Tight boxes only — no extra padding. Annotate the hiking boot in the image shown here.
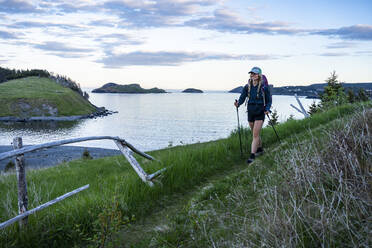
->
[255,147,264,156]
[247,153,255,164]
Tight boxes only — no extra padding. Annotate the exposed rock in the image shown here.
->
[10,101,59,117]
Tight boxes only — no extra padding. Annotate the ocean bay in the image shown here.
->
[0,92,318,151]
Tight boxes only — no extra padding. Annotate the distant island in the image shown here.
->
[229,82,372,98]
[182,88,203,93]
[92,83,166,94]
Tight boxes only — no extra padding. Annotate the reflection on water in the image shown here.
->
[0,120,86,147]
[0,120,81,131]
[0,93,319,151]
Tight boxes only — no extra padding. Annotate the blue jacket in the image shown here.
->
[237,81,272,112]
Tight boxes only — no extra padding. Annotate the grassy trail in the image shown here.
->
[114,132,302,247]
[115,159,248,247]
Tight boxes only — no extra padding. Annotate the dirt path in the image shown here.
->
[114,157,256,247]
[114,137,293,247]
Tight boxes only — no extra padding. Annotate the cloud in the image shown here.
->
[46,52,90,59]
[0,0,40,14]
[326,41,356,49]
[100,0,221,27]
[30,0,220,28]
[355,51,372,55]
[185,8,305,35]
[313,25,372,41]
[8,21,84,31]
[34,41,93,53]
[96,33,143,44]
[319,52,349,57]
[0,30,20,39]
[3,1,369,42]
[94,33,145,51]
[33,41,94,58]
[96,50,282,68]
[88,19,117,28]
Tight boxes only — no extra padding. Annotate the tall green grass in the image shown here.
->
[149,106,371,247]
[0,103,368,247]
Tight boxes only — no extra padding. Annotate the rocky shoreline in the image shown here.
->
[0,108,118,122]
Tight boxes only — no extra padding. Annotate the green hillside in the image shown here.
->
[0,77,97,117]
[0,103,370,247]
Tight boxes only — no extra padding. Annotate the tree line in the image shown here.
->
[0,67,50,83]
[267,71,370,125]
[308,71,370,115]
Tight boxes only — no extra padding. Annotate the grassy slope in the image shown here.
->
[141,108,371,248]
[0,77,96,117]
[0,103,369,247]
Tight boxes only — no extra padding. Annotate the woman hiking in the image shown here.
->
[234,66,272,164]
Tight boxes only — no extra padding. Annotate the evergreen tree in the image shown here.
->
[268,109,279,126]
[346,89,355,103]
[0,66,50,83]
[357,88,369,102]
[320,71,346,108]
[308,100,320,116]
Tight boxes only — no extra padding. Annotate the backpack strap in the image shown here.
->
[247,75,268,106]
[245,79,253,106]
[261,75,268,107]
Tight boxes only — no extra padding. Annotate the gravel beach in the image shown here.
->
[0,145,121,171]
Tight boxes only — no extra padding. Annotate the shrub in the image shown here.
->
[268,109,279,126]
[4,161,15,172]
[82,149,93,160]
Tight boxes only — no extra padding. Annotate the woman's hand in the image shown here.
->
[234,100,239,107]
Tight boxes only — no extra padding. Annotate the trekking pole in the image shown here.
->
[235,100,243,157]
[266,112,281,143]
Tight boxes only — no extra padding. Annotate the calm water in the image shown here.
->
[0,92,318,151]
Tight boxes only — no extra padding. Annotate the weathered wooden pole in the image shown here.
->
[114,140,154,187]
[0,184,89,230]
[13,137,28,228]
[290,94,309,118]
